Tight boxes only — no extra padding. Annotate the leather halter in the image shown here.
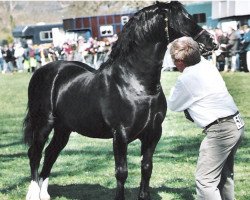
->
[165,17,206,43]
[193,29,206,41]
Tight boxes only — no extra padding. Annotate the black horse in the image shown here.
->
[24,2,217,200]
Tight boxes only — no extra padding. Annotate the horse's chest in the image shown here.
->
[108,95,159,130]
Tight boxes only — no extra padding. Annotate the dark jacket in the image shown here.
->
[226,31,240,56]
[5,48,15,63]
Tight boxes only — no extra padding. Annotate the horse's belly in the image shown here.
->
[63,115,112,139]
[77,130,113,139]
[75,123,113,139]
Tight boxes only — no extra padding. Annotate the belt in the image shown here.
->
[205,111,239,130]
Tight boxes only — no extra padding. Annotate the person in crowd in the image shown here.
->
[221,27,241,72]
[23,44,30,72]
[214,28,229,71]
[34,45,42,68]
[167,36,245,200]
[0,45,4,72]
[28,44,37,72]
[48,43,61,62]
[74,36,87,63]
[241,25,250,72]
[14,43,24,72]
[3,43,15,73]
[62,42,73,61]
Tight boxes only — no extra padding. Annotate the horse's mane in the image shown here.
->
[107,1,186,62]
[108,3,164,61]
[167,2,197,36]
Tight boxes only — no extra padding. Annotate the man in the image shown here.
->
[242,25,250,72]
[167,36,245,200]
[221,27,240,72]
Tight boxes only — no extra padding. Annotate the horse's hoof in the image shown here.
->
[40,192,50,200]
[26,181,41,200]
[138,192,151,200]
[39,178,51,200]
[40,195,50,200]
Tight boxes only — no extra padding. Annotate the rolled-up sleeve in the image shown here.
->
[167,79,194,112]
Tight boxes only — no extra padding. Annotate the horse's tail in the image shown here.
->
[23,63,59,146]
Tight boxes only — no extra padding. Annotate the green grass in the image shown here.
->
[0,71,249,200]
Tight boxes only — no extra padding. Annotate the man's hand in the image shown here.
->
[184,110,194,122]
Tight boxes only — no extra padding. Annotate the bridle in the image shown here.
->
[165,17,207,43]
[165,17,214,56]
[193,29,207,41]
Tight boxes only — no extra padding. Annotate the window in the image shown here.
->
[193,13,206,23]
[121,16,129,25]
[40,31,53,41]
[100,25,114,37]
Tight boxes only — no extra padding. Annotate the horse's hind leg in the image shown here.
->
[26,124,53,200]
[39,123,71,200]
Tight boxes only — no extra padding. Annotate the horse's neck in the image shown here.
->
[115,42,166,94]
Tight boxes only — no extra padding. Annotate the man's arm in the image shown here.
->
[167,79,194,112]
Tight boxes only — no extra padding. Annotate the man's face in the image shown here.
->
[174,59,186,73]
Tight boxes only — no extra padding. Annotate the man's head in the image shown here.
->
[170,36,201,72]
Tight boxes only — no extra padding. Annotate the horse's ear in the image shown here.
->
[155,0,172,4]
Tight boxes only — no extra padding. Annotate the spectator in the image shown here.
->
[222,27,240,72]
[3,43,15,74]
[62,42,73,61]
[241,25,250,72]
[0,45,4,72]
[34,45,42,68]
[48,43,60,62]
[74,36,87,62]
[28,45,37,72]
[214,28,229,71]
[14,43,24,72]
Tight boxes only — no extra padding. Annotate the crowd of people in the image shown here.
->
[211,25,250,72]
[1,25,250,74]
[0,34,118,74]
[162,25,250,73]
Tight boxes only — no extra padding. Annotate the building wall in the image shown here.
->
[212,1,250,19]
[184,2,218,29]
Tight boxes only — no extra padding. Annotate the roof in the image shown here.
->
[12,23,63,38]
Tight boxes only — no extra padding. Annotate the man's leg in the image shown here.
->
[195,120,244,200]
[219,127,244,200]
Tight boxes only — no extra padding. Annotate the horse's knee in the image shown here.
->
[115,166,128,183]
[141,162,153,178]
[141,162,152,171]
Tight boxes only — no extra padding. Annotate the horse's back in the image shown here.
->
[28,61,94,95]
[27,62,92,122]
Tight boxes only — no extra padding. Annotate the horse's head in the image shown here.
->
[109,1,217,61]
[155,1,218,56]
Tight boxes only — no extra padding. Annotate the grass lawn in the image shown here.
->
[0,71,249,200]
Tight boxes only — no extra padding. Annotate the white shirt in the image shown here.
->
[162,45,175,70]
[167,57,238,128]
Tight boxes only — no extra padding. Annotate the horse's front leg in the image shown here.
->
[138,126,162,200]
[113,128,128,200]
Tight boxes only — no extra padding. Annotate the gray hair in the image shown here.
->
[170,36,201,67]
